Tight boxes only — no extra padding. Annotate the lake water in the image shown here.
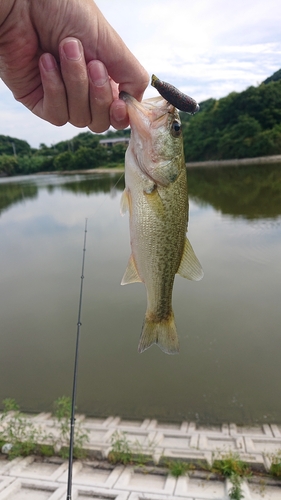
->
[0,165,281,425]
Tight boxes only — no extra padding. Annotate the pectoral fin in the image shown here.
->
[177,237,204,281]
[120,189,130,216]
[121,255,142,285]
[144,187,165,216]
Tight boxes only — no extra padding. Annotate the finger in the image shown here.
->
[117,67,149,102]
[87,60,114,133]
[37,53,69,125]
[81,5,150,101]
[59,38,91,127]
[110,99,129,130]
[109,79,129,129]
[109,78,119,101]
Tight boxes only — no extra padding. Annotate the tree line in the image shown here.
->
[181,69,281,161]
[1,69,281,176]
[0,129,129,176]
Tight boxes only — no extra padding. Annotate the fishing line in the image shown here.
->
[92,171,125,217]
[66,218,88,500]
[111,171,125,190]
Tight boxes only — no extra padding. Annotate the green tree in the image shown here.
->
[72,132,101,151]
[0,135,31,156]
[182,77,281,161]
[0,155,19,176]
[92,144,108,164]
[73,147,97,169]
[110,143,127,162]
[263,68,281,84]
[54,151,74,170]
[218,115,262,159]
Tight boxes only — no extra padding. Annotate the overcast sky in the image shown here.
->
[0,0,280,148]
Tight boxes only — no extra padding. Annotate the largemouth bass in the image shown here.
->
[120,93,203,354]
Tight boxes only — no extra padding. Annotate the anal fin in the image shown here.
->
[121,255,142,285]
[177,237,204,281]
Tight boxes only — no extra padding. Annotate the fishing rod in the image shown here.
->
[66,218,88,500]
[65,176,124,499]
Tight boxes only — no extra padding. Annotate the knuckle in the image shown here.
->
[44,108,69,126]
[88,122,109,133]
[51,116,68,126]
[69,118,91,128]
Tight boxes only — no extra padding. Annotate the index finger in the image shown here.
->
[82,8,149,100]
[108,50,149,101]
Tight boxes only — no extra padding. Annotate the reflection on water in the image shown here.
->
[0,166,281,424]
[188,163,281,219]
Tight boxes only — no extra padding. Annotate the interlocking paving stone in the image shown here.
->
[0,479,65,500]
[1,414,281,498]
[175,474,226,498]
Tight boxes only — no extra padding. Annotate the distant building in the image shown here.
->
[99,137,130,148]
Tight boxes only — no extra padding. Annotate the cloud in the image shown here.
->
[0,0,280,147]
[0,80,88,147]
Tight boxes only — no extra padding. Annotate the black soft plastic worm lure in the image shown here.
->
[151,74,200,115]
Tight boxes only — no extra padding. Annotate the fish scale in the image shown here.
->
[120,93,203,354]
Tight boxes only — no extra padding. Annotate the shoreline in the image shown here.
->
[2,155,281,179]
[185,153,281,168]
[39,154,281,175]
[49,154,281,174]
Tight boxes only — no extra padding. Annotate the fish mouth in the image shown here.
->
[120,92,173,139]
[120,92,178,186]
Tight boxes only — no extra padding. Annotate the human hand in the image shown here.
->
[0,0,149,132]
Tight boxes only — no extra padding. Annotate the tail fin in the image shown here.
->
[138,312,179,355]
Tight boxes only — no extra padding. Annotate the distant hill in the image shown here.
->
[1,69,281,172]
[181,69,281,161]
[0,135,31,156]
[263,69,281,85]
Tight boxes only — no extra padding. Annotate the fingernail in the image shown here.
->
[41,54,57,71]
[63,40,81,60]
[88,61,108,87]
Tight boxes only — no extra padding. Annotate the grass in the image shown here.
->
[164,459,192,477]
[1,401,281,497]
[52,396,89,459]
[211,452,251,500]
[108,434,255,500]
[108,431,155,467]
[268,451,281,478]
[0,398,40,459]
[108,431,133,465]
[0,397,89,460]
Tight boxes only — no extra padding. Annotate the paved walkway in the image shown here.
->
[1,413,281,499]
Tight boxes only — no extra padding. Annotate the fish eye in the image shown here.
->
[171,120,181,137]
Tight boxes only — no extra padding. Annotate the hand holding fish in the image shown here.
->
[0,0,149,131]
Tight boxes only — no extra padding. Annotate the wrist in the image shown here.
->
[0,0,16,27]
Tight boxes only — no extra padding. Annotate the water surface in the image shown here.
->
[0,166,281,424]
